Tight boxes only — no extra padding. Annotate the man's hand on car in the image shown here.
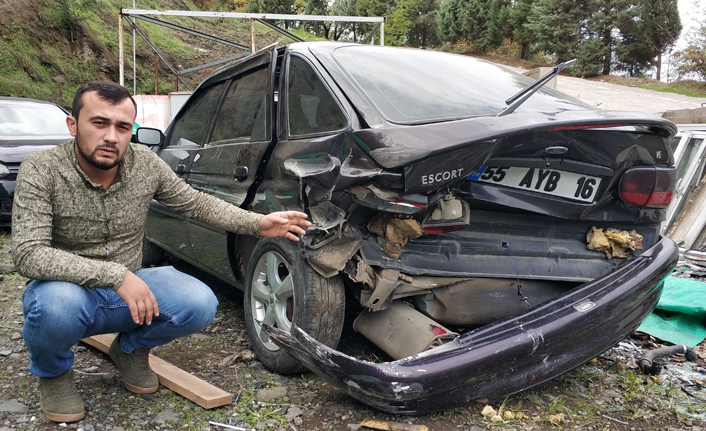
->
[116,271,160,325]
[259,211,312,241]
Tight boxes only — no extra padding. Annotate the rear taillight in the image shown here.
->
[619,166,676,208]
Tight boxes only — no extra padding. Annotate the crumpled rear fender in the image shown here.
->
[263,237,678,415]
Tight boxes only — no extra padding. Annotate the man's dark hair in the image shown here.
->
[71,81,137,120]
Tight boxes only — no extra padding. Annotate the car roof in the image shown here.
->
[0,96,68,113]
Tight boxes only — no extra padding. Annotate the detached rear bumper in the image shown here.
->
[263,237,678,415]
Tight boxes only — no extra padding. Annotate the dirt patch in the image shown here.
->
[0,232,704,430]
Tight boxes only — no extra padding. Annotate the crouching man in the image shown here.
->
[11,81,310,422]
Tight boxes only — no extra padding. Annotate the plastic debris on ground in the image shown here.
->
[637,274,706,347]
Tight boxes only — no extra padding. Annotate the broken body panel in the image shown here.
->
[264,237,678,414]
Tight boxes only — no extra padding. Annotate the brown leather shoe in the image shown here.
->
[108,334,159,394]
[38,368,85,422]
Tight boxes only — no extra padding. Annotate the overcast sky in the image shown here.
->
[677,0,703,48]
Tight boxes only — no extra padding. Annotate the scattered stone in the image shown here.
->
[503,411,515,420]
[9,334,21,341]
[285,406,304,421]
[191,334,210,341]
[0,399,28,415]
[153,409,179,424]
[101,372,117,384]
[347,425,361,431]
[239,350,254,362]
[218,355,238,367]
[549,413,568,425]
[84,425,94,431]
[0,351,11,357]
[83,366,100,373]
[481,405,496,418]
[249,362,263,370]
[257,386,288,402]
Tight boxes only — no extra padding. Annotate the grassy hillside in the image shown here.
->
[2,0,703,109]
[0,0,317,109]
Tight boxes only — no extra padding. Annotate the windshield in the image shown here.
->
[0,102,70,136]
[331,46,592,124]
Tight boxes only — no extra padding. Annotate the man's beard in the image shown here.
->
[75,131,122,170]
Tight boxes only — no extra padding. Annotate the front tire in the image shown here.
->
[244,238,345,374]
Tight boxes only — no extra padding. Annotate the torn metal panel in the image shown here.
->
[263,237,678,414]
[305,224,363,277]
[284,155,341,202]
[301,201,363,277]
[353,301,457,360]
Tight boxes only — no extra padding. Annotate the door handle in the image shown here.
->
[175,163,186,175]
[234,166,249,182]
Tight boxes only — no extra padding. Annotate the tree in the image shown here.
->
[244,0,295,15]
[386,0,439,46]
[507,0,535,60]
[671,20,706,81]
[356,0,395,43]
[613,2,654,77]
[303,0,332,38]
[331,0,360,42]
[436,0,506,52]
[42,0,97,43]
[640,0,681,80]
[525,0,588,63]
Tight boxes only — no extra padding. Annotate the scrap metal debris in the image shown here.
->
[586,226,643,258]
[367,214,423,258]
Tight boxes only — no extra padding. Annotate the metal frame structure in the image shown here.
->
[118,9,385,92]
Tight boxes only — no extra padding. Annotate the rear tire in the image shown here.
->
[244,238,345,374]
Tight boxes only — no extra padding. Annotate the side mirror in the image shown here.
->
[135,127,164,147]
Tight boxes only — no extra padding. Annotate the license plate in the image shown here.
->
[468,166,602,203]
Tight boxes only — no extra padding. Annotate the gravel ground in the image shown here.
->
[0,232,705,431]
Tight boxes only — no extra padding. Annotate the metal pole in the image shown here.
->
[119,13,124,87]
[250,18,255,53]
[380,20,384,46]
[133,0,136,94]
[154,52,158,95]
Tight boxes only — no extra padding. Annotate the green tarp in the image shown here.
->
[637,275,706,347]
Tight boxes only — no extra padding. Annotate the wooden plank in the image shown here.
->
[82,334,232,409]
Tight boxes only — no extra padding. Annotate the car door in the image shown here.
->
[145,81,228,261]
[185,47,277,282]
[249,52,350,217]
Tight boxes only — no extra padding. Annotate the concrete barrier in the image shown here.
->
[662,107,706,124]
[522,67,557,88]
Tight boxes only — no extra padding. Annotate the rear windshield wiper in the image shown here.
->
[497,59,577,117]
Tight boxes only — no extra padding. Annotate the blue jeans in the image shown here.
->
[22,266,219,378]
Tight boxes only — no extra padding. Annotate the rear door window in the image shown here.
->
[167,82,227,147]
[287,56,347,137]
[210,67,270,144]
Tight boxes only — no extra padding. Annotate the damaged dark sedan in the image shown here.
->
[141,43,679,414]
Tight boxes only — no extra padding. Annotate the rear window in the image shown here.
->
[0,102,69,136]
[331,46,591,124]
